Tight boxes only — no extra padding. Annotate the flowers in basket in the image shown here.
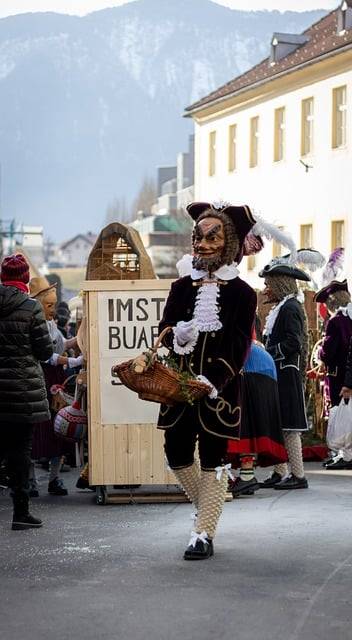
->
[111,330,211,406]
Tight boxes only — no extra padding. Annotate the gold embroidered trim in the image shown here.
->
[204,397,241,427]
[158,405,187,428]
[197,404,240,439]
[217,357,236,377]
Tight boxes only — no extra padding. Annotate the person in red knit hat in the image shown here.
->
[0,254,53,529]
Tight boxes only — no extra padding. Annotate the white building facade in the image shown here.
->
[186,3,352,288]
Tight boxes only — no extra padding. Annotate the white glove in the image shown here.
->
[67,355,84,369]
[174,320,196,346]
[196,375,218,399]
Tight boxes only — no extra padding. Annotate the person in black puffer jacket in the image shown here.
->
[0,254,53,530]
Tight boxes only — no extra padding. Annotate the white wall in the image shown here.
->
[194,66,352,288]
[60,238,93,267]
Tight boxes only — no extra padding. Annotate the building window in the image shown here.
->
[332,85,347,148]
[301,97,314,156]
[247,255,256,271]
[249,116,259,168]
[272,227,284,257]
[274,107,285,162]
[228,124,237,172]
[300,224,313,248]
[209,130,216,176]
[331,220,345,249]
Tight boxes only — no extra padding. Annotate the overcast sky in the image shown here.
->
[0,0,339,20]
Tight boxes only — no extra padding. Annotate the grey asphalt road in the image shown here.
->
[1,462,352,640]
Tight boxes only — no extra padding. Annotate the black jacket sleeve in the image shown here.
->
[30,301,54,361]
[344,337,352,389]
[266,303,303,361]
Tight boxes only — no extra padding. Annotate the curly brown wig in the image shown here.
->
[265,274,298,302]
[326,290,351,314]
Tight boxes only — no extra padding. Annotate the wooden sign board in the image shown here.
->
[83,279,177,487]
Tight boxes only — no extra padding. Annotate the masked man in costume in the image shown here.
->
[157,202,257,560]
[258,258,310,490]
[314,280,352,469]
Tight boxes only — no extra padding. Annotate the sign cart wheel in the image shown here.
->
[96,485,107,505]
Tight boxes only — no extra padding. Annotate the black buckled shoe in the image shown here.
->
[12,513,43,530]
[325,457,352,470]
[274,474,308,490]
[229,476,260,497]
[48,477,68,496]
[184,532,214,560]
[259,471,283,488]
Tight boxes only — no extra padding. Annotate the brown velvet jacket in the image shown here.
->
[157,275,257,440]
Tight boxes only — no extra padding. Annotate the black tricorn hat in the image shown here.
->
[314,279,349,303]
[259,261,310,281]
[186,202,257,262]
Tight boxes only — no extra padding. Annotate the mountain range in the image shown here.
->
[0,0,326,238]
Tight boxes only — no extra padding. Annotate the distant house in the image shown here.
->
[130,212,192,278]
[59,232,97,267]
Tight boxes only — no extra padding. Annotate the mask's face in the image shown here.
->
[263,278,278,303]
[40,289,57,321]
[192,217,225,273]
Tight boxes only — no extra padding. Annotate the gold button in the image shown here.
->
[207,357,212,363]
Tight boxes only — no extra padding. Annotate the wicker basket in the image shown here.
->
[111,327,211,406]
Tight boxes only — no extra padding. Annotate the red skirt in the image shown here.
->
[227,372,287,468]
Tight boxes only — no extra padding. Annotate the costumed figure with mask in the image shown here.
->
[29,277,83,496]
[157,202,257,560]
[314,279,352,470]
[258,256,310,490]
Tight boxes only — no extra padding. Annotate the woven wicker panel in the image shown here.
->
[86,222,155,280]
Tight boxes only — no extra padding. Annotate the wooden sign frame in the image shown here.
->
[83,279,178,496]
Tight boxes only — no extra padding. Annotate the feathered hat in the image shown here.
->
[314,279,349,303]
[259,248,325,282]
[186,202,296,263]
[320,247,344,287]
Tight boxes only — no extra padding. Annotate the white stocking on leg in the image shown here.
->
[284,431,305,479]
[170,461,201,509]
[196,468,228,540]
[274,463,288,478]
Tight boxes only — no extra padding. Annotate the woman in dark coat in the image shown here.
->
[0,254,53,529]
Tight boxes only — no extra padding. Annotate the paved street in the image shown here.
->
[1,462,352,640]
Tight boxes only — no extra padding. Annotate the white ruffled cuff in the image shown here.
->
[196,375,218,399]
[48,353,59,366]
[173,323,199,355]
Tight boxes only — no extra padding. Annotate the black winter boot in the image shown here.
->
[12,491,43,530]
[12,514,43,530]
